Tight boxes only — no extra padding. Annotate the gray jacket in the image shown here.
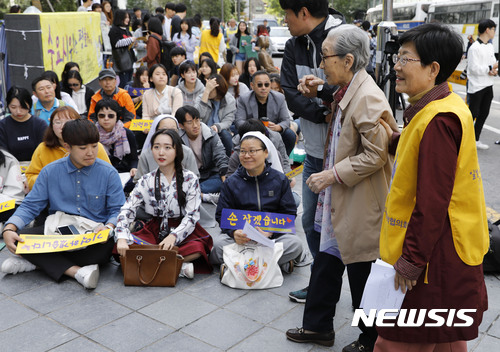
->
[179,122,228,181]
[235,90,291,131]
[176,78,205,106]
[194,93,236,132]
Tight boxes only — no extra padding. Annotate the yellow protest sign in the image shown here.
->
[448,70,467,86]
[16,230,110,254]
[20,165,28,174]
[39,12,102,87]
[129,119,153,131]
[286,164,304,179]
[0,199,15,213]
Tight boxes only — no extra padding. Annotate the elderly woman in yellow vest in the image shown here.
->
[375,23,488,352]
[285,25,398,351]
[199,17,226,66]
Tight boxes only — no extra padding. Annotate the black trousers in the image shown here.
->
[468,85,493,141]
[303,252,378,348]
[20,225,114,282]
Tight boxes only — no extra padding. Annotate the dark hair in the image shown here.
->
[193,14,202,28]
[176,105,200,125]
[165,2,176,10]
[199,58,218,79]
[0,149,5,167]
[209,74,228,100]
[220,63,241,98]
[257,25,269,36]
[113,9,129,27]
[279,0,328,18]
[155,6,164,14]
[133,66,149,88]
[251,70,269,82]
[102,1,113,23]
[141,13,151,32]
[61,62,80,89]
[133,7,140,12]
[179,60,197,76]
[41,71,62,99]
[238,119,267,138]
[209,17,220,37]
[91,3,102,11]
[95,99,122,119]
[175,3,187,12]
[361,20,371,31]
[179,18,192,39]
[235,21,250,38]
[171,46,187,58]
[64,70,83,91]
[44,106,81,148]
[399,23,463,85]
[31,76,53,94]
[243,57,261,74]
[156,14,165,24]
[269,73,283,93]
[148,64,169,88]
[148,16,163,36]
[9,5,21,13]
[199,51,214,62]
[6,86,32,111]
[131,18,142,32]
[62,118,100,146]
[151,129,186,208]
[478,19,496,34]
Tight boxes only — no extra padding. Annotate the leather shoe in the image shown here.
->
[286,327,335,346]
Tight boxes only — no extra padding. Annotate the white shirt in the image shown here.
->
[72,85,87,115]
[467,40,496,94]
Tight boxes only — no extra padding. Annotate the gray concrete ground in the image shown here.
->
[1,168,500,351]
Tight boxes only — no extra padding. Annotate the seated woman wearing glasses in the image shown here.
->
[211,131,303,273]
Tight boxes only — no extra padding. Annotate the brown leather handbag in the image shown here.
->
[120,245,184,286]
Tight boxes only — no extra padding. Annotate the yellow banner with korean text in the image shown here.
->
[0,199,15,213]
[39,12,102,86]
[129,119,154,131]
[15,230,110,254]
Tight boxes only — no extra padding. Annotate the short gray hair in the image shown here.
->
[325,25,370,73]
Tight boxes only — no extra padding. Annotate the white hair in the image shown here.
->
[325,24,370,72]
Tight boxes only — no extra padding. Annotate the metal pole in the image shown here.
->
[221,0,224,23]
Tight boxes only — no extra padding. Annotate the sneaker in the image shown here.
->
[289,286,308,303]
[495,140,500,145]
[476,141,489,150]
[179,262,194,279]
[203,193,220,206]
[75,264,99,289]
[286,327,335,347]
[281,260,294,274]
[342,339,373,352]
[220,263,227,281]
[1,256,36,274]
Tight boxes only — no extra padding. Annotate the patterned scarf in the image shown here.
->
[97,120,130,160]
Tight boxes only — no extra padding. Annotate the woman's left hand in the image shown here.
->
[306,170,335,194]
[159,234,176,250]
[394,271,417,294]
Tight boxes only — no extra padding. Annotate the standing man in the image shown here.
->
[279,0,343,303]
[163,3,176,41]
[467,18,497,150]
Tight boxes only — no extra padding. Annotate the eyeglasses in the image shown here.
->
[320,52,341,63]
[256,82,270,88]
[97,113,117,119]
[393,55,421,66]
[68,83,80,88]
[240,149,263,156]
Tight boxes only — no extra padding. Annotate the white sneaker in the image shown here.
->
[476,141,489,150]
[75,264,99,289]
[203,193,220,206]
[1,256,36,274]
[179,262,194,279]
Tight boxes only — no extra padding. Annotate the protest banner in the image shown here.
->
[221,209,295,233]
[285,164,303,179]
[15,230,110,254]
[129,119,153,131]
[0,199,15,213]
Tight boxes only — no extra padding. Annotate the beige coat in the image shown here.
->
[330,69,398,264]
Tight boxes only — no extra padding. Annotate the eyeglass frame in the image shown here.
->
[97,113,118,119]
[392,55,421,66]
[240,148,264,156]
[320,52,341,64]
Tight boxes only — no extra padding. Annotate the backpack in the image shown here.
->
[152,35,176,72]
[483,220,500,272]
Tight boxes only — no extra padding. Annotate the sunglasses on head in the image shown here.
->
[256,82,270,88]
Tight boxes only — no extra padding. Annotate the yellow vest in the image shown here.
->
[380,92,488,266]
[226,27,237,49]
[200,30,223,62]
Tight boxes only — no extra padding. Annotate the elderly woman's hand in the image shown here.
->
[298,75,325,98]
[306,170,336,194]
[117,238,129,257]
[234,230,250,245]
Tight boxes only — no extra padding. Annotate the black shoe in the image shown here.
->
[286,327,335,347]
[342,339,373,352]
[495,140,500,145]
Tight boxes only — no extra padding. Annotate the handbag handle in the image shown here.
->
[136,255,166,285]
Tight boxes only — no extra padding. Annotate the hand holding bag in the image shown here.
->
[220,242,284,289]
[120,244,184,286]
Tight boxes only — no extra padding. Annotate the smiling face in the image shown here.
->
[8,98,30,122]
[151,66,169,88]
[239,138,268,176]
[97,107,118,132]
[152,134,176,168]
[394,42,435,98]
[239,22,247,33]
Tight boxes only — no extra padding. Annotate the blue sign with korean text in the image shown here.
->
[221,209,295,233]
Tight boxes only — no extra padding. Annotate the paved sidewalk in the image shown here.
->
[1,175,500,351]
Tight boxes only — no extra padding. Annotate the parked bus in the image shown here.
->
[428,0,499,53]
[366,2,431,31]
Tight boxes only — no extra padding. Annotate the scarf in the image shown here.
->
[97,120,130,160]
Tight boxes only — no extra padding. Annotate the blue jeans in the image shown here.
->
[218,129,233,157]
[302,154,323,260]
[281,128,297,156]
[200,173,223,194]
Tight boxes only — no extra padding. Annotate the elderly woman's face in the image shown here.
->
[320,41,353,87]
[394,42,435,98]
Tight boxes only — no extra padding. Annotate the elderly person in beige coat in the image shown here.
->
[286,25,399,352]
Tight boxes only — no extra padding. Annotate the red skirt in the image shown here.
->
[116,218,213,274]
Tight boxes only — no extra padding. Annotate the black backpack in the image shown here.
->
[483,220,500,272]
[152,36,176,72]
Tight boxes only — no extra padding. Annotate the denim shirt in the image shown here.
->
[7,157,125,230]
